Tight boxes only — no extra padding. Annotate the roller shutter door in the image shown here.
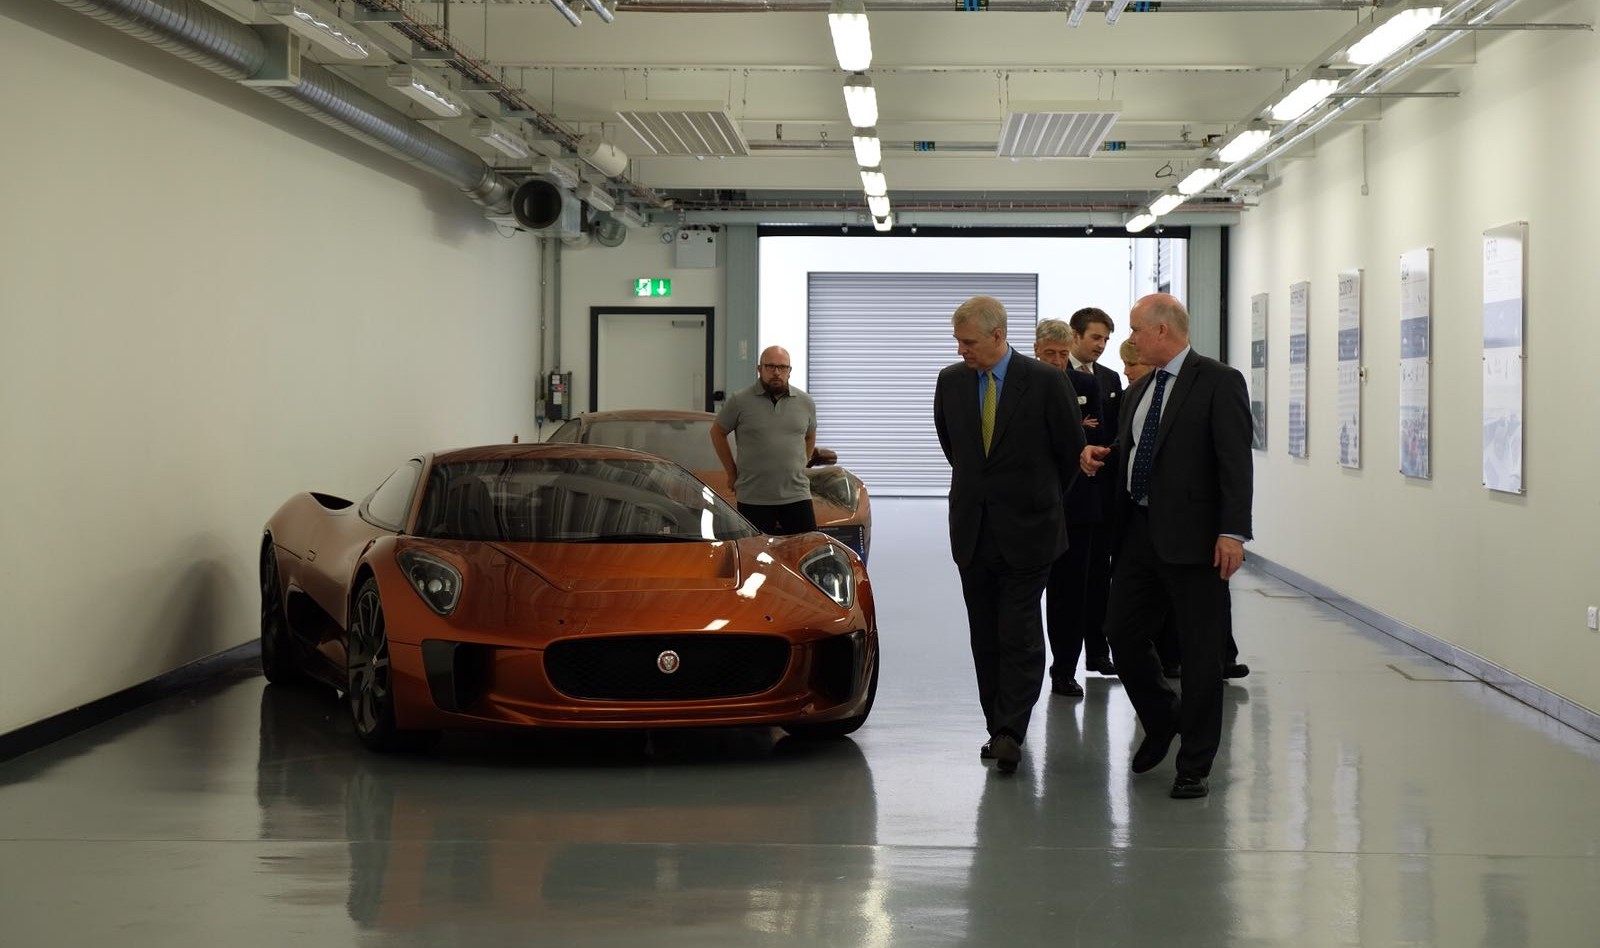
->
[807,272,1038,497]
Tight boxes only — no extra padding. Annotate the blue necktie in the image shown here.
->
[1130,370,1171,503]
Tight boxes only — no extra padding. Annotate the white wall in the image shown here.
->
[554,228,727,422]
[0,6,542,732]
[1229,1,1600,714]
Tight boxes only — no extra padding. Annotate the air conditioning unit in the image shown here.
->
[511,176,582,238]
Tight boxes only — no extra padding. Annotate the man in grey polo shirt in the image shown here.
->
[709,345,819,535]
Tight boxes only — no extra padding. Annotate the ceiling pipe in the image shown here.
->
[51,0,517,212]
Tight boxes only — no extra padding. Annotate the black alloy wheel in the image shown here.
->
[259,540,300,685]
[346,577,437,752]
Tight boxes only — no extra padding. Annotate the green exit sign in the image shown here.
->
[634,278,672,297]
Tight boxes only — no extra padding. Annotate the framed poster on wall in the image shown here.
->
[1399,248,1432,479]
[1287,281,1309,458]
[1250,292,1268,451]
[1337,269,1362,468]
[1482,222,1527,494]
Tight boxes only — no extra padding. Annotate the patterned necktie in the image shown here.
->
[1129,370,1171,502]
[981,370,997,454]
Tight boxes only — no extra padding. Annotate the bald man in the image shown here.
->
[711,345,819,535]
[1081,294,1253,800]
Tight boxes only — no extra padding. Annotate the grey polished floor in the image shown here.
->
[4,499,1600,947]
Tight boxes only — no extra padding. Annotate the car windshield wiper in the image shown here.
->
[562,533,705,543]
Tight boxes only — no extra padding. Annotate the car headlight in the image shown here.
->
[807,469,860,512]
[800,543,855,610]
[397,549,462,615]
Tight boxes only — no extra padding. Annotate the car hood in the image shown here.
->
[486,539,743,593]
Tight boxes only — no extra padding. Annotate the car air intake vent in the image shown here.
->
[546,635,791,700]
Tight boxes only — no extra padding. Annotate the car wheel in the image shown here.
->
[783,660,878,740]
[347,577,439,752]
[260,541,301,685]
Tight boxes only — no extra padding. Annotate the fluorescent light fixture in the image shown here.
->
[1348,6,1442,64]
[581,0,616,24]
[1067,0,1091,28]
[261,1,370,60]
[548,0,582,27]
[386,66,461,117]
[851,128,882,168]
[867,194,890,218]
[1270,78,1340,122]
[828,0,872,72]
[528,156,581,189]
[842,74,878,128]
[1149,192,1187,216]
[1218,125,1271,163]
[1177,163,1222,195]
[577,182,614,212]
[860,168,887,197]
[873,213,893,233]
[1126,210,1156,233]
[1105,0,1133,24]
[469,119,530,159]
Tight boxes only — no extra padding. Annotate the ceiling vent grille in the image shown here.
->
[613,100,749,157]
[997,102,1121,158]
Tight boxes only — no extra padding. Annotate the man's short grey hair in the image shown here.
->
[953,295,1007,335]
[1142,294,1191,337]
[1035,318,1073,345]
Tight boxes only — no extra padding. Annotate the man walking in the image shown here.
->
[934,296,1085,775]
[1081,294,1253,799]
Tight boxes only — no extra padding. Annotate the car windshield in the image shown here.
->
[414,457,757,543]
[584,419,724,471]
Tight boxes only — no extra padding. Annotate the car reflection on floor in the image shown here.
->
[254,682,883,940]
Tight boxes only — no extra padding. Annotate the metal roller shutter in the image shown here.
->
[807,272,1038,497]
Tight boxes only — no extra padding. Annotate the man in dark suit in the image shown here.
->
[934,296,1086,775]
[1081,294,1253,799]
[1068,307,1124,678]
[1033,318,1112,697]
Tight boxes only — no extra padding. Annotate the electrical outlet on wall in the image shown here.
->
[1588,606,1599,631]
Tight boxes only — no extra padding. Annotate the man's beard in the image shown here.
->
[761,377,789,396]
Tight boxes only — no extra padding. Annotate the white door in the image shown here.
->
[595,309,709,410]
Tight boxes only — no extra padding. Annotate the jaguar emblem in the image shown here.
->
[656,650,681,674]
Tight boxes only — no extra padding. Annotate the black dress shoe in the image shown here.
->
[1170,775,1209,798]
[1162,664,1182,679]
[979,741,995,761]
[1088,659,1118,676]
[991,733,1021,774]
[1051,678,1085,697]
[1224,663,1250,679]
[1131,728,1176,774]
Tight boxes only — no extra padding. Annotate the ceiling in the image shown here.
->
[217,0,1521,224]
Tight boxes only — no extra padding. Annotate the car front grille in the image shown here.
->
[545,634,792,701]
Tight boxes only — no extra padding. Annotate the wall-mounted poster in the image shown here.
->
[1399,248,1432,479]
[1483,222,1527,494]
[1287,281,1309,458]
[1337,270,1362,468]
[1250,293,1268,451]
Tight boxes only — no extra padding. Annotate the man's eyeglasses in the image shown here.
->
[760,363,792,372]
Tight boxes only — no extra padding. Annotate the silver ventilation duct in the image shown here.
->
[52,0,515,213]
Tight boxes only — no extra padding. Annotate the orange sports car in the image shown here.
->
[547,410,872,562]
[260,443,878,751]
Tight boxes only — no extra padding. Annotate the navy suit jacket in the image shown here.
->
[1089,362,1125,517]
[934,351,1086,569]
